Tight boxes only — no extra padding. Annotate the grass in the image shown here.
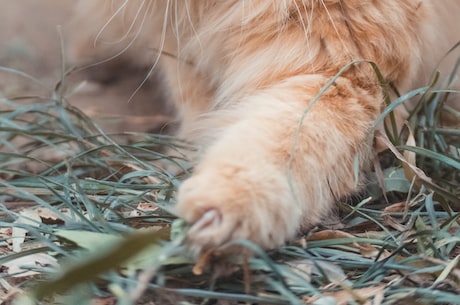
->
[0,59,459,305]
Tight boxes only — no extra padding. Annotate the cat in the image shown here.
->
[68,1,460,254]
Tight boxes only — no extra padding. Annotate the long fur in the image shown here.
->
[69,0,460,251]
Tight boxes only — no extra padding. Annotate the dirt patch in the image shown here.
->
[0,0,172,134]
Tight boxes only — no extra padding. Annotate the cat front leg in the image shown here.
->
[175,74,382,253]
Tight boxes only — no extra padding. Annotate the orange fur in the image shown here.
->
[69,1,460,252]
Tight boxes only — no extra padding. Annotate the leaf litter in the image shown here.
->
[0,62,459,305]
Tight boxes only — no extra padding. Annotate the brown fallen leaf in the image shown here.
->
[308,230,390,260]
[2,253,58,278]
[303,284,386,305]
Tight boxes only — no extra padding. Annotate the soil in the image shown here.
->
[0,0,172,134]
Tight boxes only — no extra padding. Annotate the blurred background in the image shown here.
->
[0,0,171,134]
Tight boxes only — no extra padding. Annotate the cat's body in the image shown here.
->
[70,1,460,252]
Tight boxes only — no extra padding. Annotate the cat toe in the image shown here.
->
[174,169,299,252]
[185,209,231,247]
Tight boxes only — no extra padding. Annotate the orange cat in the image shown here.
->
[69,1,460,253]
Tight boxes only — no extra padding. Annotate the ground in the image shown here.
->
[0,0,171,134]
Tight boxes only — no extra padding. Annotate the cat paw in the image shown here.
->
[174,163,302,253]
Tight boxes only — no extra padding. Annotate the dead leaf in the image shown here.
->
[2,253,58,278]
[324,285,385,305]
[375,132,432,185]
[308,230,390,260]
[287,259,313,281]
[383,202,408,214]
[402,123,417,181]
[304,285,386,305]
[12,209,41,252]
[382,202,411,232]
[0,227,12,249]
[137,203,158,212]
[129,203,159,217]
